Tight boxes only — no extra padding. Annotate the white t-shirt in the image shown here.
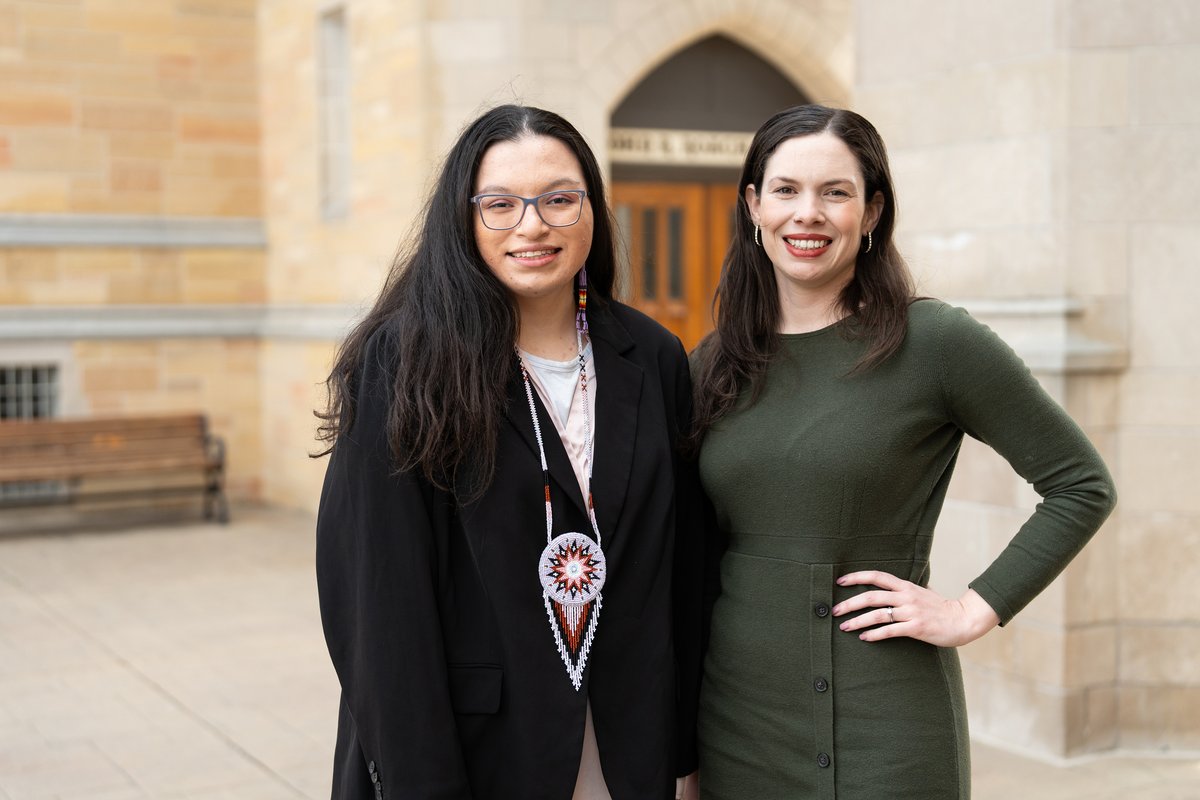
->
[519,340,596,500]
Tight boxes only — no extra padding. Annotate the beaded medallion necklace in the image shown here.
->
[518,269,605,691]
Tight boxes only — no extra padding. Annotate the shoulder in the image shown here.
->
[341,322,401,448]
[356,323,400,401]
[905,297,953,334]
[904,299,1032,408]
[904,297,994,353]
[687,331,717,381]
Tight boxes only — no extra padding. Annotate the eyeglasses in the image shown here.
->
[470,189,588,230]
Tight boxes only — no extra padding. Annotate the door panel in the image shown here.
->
[613,182,737,351]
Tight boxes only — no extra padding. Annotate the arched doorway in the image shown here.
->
[610,35,809,350]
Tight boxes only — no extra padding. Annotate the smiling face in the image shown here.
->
[746,131,883,306]
[472,134,594,307]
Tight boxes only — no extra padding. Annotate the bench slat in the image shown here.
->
[0,413,228,523]
[0,415,207,445]
[0,443,216,460]
[0,457,217,482]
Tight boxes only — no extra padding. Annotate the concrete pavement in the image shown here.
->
[1,505,1197,799]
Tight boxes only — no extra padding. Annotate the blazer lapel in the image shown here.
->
[503,365,588,520]
[501,304,644,536]
[587,306,643,542]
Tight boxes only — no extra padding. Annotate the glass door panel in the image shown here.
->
[613,181,737,350]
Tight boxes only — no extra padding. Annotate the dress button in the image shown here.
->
[815,603,830,618]
[817,752,831,768]
[814,677,829,692]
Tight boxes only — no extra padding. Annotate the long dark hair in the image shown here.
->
[315,105,617,495]
[691,104,915,444]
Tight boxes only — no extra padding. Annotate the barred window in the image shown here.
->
[0,364,62,502]
[0,363,58,420]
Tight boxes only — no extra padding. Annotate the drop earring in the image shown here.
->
[754,225,761,247]
[864,231,873,253]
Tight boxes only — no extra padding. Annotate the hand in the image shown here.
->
[832,570,1000,648]
[676,771,699,800]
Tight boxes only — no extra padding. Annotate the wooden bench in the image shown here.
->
[0,413,229,523]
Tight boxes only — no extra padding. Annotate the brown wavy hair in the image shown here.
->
[690,104,915,445]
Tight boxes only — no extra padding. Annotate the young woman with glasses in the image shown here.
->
[315,105,701,800]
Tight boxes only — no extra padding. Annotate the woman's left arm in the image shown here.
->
[836,304,1117,646]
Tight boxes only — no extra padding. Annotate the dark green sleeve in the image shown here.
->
[933,304,1117,624]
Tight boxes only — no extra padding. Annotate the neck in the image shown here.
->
[776,280,848,334]
[517,286,579,361]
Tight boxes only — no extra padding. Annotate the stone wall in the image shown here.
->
[859,0,1200,756]
[0,0,264,500]
[0,0,260,216]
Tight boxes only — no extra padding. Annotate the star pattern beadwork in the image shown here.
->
[544,534,605,604]
[540,532,606,606]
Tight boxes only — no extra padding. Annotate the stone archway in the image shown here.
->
[579,0,852,121]
[607,34,811,348]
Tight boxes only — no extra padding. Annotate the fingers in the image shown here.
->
[831,590,894,617]
[837,569,905,590]
[837,604,899,634]
[832,587,995,647]
[856,616,907,642]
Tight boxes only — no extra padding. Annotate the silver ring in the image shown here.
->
[885,607,895,623]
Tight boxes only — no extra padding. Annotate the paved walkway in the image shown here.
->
[1,506,1197,799]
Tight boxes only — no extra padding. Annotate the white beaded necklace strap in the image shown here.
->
[516,328,601,549]
[518,355,554,546]
[575,329,602,547]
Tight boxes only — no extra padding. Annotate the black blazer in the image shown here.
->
[316,301,703,800]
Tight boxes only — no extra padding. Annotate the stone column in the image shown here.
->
[858,0,1199,758]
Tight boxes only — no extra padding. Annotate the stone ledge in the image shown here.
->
[0,304,360,341]
[951,297,1128,374]
[0,214,266,248]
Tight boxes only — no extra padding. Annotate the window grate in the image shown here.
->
[0,364,59,420]
[0,364,63,502]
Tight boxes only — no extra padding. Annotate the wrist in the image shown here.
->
[960,589,1001,641]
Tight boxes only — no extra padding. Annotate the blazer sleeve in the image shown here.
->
[933,304,1118,624]
[316,329,472,799]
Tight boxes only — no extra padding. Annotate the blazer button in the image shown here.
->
[817,752,831,768]
[815,603,830,618]
[368,761,376,773]
[814,677,829,692]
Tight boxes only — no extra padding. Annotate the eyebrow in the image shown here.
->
[476,177,585,195]
[766,175,858,188]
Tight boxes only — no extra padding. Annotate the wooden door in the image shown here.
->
[612,182,737,350]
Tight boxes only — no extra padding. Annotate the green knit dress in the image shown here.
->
[696,300,1116,799]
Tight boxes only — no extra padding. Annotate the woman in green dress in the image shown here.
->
[689,105,1116,799]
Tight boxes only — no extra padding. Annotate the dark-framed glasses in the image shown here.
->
[470,189,588,230]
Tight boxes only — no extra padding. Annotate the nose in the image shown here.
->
[515,199,549,234]
[791,191,824,223]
